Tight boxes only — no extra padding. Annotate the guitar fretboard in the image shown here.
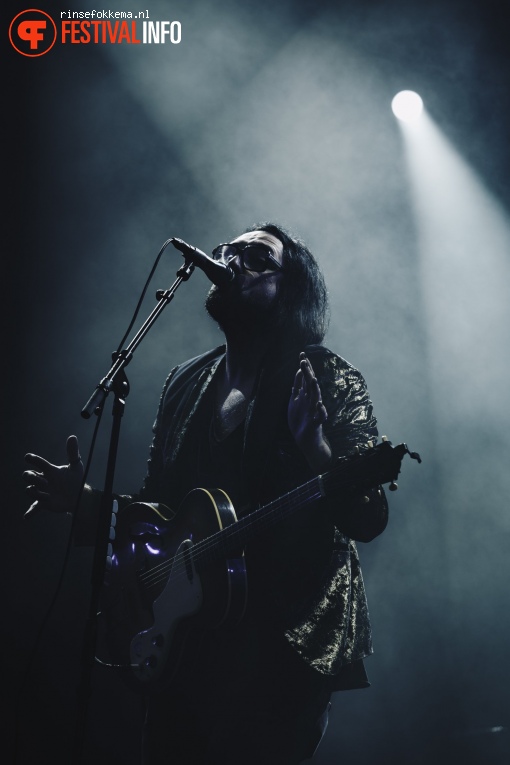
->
[198,476,324,566]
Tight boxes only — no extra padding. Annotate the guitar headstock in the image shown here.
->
[322,437,421,496]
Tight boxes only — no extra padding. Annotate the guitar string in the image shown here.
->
[138,492,321,586]
[102,482,324,671]
[137,480,318,587]
[134,458,357,587]
[135,474,324,586]
[103,447,403,673]
[135,451,388,591]
[138,484,323,591]
[135,450,388,589]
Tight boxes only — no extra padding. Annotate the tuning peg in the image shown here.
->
[389,481,398,491]
[367,440,374,448]
[381,435,388,442]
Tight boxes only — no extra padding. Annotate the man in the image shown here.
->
[24,223,388,764]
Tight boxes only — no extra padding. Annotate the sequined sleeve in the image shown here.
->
[308,348,388,542]
[285,348,387,675]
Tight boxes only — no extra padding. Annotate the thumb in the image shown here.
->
[66,435,82,467]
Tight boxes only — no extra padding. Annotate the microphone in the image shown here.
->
[171,238,235,287]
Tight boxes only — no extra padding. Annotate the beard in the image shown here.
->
[205,283,283,337]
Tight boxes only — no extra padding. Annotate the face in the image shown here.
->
[227,230,283,298]
[205,230,284,333]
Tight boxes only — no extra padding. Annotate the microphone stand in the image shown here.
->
[73,257,196,762]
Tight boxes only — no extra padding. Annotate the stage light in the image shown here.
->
[391,90,423,122]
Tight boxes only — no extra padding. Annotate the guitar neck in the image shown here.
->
[199,476,323,566]
[192,440,416,569]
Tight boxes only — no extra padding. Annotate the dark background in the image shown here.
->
[4,0,510,762]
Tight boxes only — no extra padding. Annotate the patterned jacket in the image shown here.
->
[132,343,388,689]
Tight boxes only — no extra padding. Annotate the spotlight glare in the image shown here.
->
[391,90,423,123]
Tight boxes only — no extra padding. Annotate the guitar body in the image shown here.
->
[99,488,247,692]
[97,439,419,693]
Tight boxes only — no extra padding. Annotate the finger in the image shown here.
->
[301,357,324,407]
[24,500,42,519]
[25,485,51,502]
[309,375,323,407]
[299,360,310,394]
[300,357,317,399]
[292,368,304,396]
[23,471,49,490]
[300,354,314,381]
[25,453,54,473]
[314,400,328,424]
[66,435,82,467]
[23,469,44,479]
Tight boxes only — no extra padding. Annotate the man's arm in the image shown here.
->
[288,348,388,542]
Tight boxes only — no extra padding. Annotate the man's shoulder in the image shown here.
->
[158,344,225,411]
[304,345,370,413]
[163,344,225,390]
[172,344,226,378]
[305,344,361,376]
[265,343,363,387]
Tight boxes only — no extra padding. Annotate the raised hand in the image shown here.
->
[287,353,332,472]
[24,435,84,516]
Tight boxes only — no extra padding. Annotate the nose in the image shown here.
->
[227,254,243,274]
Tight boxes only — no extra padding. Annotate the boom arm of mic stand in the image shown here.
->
[81,259,195,418]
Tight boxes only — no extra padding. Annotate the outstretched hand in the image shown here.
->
[24,435,84,517]
[288,353,332,472]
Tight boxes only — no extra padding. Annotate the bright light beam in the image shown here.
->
[391,90,424,123]
[398,108,510,534]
